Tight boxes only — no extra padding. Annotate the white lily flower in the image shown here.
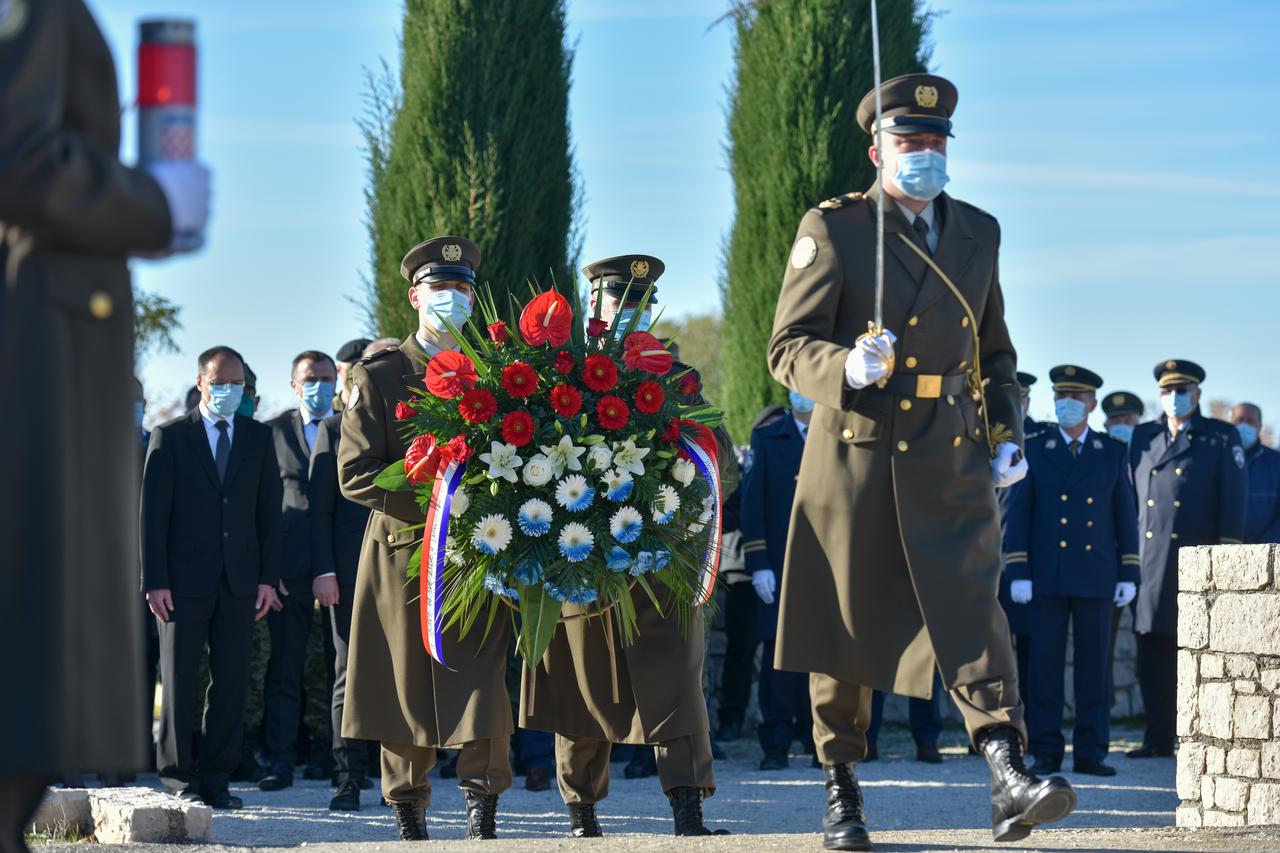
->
[540,434,587,477]
[611,438,650,477]
[479,441,523,483]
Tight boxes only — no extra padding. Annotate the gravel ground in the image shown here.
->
[38,726,1280,851]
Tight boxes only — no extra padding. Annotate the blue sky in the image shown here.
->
[97,0,1279,428]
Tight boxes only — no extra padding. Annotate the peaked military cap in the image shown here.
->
[400,236,481,285]
[242,361,258,392]
[1154,359,1205,387]
[1050,364,1103,393]
[1016,371,1038,391]
[856,73,958,137]
[582,254,664,305]
[335,338,373,364]
[1102,391,1144,418]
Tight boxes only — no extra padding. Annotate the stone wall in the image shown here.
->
[1176,544,1280,828]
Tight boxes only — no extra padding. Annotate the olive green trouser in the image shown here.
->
[380,737,512,809]
[555,732,715,805]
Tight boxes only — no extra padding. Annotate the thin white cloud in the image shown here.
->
[957,160,1280,199]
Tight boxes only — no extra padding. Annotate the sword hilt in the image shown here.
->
[858,320,894,389]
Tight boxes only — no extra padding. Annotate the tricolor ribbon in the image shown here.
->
[679,434,722,606]
[421,458,467,667]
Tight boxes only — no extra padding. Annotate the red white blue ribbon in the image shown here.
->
[421,458,467,667]
[679,435,722,606]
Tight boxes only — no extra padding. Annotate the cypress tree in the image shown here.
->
[362,0,580,337]
[720,0,932,440]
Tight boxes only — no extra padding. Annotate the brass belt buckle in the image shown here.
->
[915,374,943,398]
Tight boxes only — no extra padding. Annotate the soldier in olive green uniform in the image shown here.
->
[520,256,733,839]
[339,237,513,841]
[767,74,1075,849]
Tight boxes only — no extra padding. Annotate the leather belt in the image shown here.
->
[878,372,969,399]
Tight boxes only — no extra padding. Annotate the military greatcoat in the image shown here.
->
[767,184,1024,699]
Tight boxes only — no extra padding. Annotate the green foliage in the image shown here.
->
[360,0,581,339]
[133,288,182,359]
[720,0,932,441]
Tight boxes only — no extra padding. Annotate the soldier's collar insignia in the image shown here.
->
[914,85,939,108]
[630,259,650,279]
[1235,446,1246,469]
[1093,439,1104,450]
[441,243,463,262]
[1045,438,1057,450]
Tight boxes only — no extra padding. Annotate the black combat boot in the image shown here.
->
[391,802,429,841]
[464,792,499,840]
[822,763,871,851]
[567,803,603,838]
[977,725,1076,843]
[667,786,730,836]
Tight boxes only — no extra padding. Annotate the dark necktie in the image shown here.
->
[913,215,932,255]
[214,420,231,483]
[1069,439,1081,459]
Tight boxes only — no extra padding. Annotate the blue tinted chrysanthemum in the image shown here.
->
[471,514,513,555]
[482,572,519,600]
[630,551,656,577]
[609,506,643,544]
[655,549,672,570]
[555,474,595,513]
[558,522,594,562]
[600,469,634,502]
[605,546,631,573]
[651,484,680,525]
[544,579,598,606]
[513,558,544,585]
[517,498,553,537]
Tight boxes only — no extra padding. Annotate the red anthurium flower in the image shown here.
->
[446,435,472,462]
[621,331,675,376]
[500,361,539,398]
[501,410,536,447]
[550,384,583,418]
[660,418,681,444]
[405,433,441,484]
[586,317,608,338]
[634,381,664,415]
[582,354,619,392]
[678,372,701,398]
[596,395,630,431]
[487,321,508,345]
[424,350,478,398]
[458,388,498,424]
[554,350,575,376]
[395,401,415,420]
[519,290,573,347]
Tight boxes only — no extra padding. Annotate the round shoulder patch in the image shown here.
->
[347,382,361,408]
[1235,445,1246,470]
[790,235,818,269]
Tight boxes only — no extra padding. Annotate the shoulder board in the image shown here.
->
[954,198,996,221]
[1096,431,1124,448]
[817,191,864,212]
[752,404,788,431]
[359,345,399,366]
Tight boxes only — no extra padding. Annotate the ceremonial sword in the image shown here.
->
[866,0,894,383]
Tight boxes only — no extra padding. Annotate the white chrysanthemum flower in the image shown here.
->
[610,506,644,544]
[540,435,586,477]
[478,441,523,483]
[450,489,470,518]
[688,522,705,535]
[555,473,595,512]
[601,468,635,502]
[651,484,681,523]
[517,498,553,537]
[587,444,614,471]
[558,522,595,562]
[671,458,697,487]
[699,507,714,524]
[471,513,513,555]
[521,453,555,487]
[611,438,650,477]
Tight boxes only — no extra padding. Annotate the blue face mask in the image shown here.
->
[236,393,257,418]
[134,401,146,428]
[889,149,950,201]
[1054,397,1088,429]
[424,288,472,332]
[616,307,653,335]
[788,390,816,414]
[207,383,244,418]
[301,380,335,415]
[1162,390,1195,419]
[1107,424,1135,445]
[1237,424,1259,450]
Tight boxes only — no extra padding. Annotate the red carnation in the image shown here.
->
[586,317,608,338]
[500,361,539,398]
[634,381,664,415]
[458,388,498,424]
[549,384,583,418]
[395,401,415,420]
[661,418,681,443]
[424,350,478,399]
[554,350,575,376]
[622,331,675,376]
[501,410,536,447]
[519,290,573,347]
[678,372,701,398]
[446,435,472,462]
[405,433,441,484]
[582,355,619,392]
[596,395,630,431]
[488,321,508,345]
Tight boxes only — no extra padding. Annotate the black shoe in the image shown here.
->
[1029,755,1062,775]
[203,790,244,810]
[391,802,429,841]
[1073,758,1117,777]
[568,803,603,838]
[759,750,789,771]
[916,743,943,764]
[464,791,499,840]
[863,744,879,762]
[667,786,730,836]
[624,749,658,779]
[230,757,267,783]
[977,726,1076,843]
[1125,744,1174,758]
[526,766,552,792]
[821,764,871,851]
[257,764,294,791]
[329,781,361,811]
[716,719,743,742]
[175,789,204,804]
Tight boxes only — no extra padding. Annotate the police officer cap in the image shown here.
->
[1153,359,1205,387]
[582,254,664,305]
[335,338,373,364]
[856,73,958,137]
[400,236,481,285]
[1049,364,1103,393]
[1016,371,1037,391]
[1102,392,1144,418]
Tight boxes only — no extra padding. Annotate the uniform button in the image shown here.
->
[223,498,229,505]
[1087,521,1094,528]
[905,356,918,368]
[387,534,396,544]
[953,436,962,447]
[223,531,230,539]
[1172,533,1180,540]
[1087,497,1094,504]
[1174,500,1182,508]
[1060,517,1068,525]
[842,428,854,441]
[88,291,114,319]
[1060,540,1068,548]
[961,317,970,327]
[1147,499,1155,507]
[908,316,919,326]
[1085,544,1093,552]
[900,399,912,411]
[1146,531,1154,539]
[958,360,968,370]
[897,440,909,452]
[946,395,955,406]
[1151,468,1158,475]
[1061,494,1069,502]
[1175,467,1183,476]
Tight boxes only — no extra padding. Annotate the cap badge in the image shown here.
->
[1065,366,1077,376]
[630,259,650,279]
[1165,360,1177,370]
[1116,394,1126,404]
[441,243,463,262]
[914,85,938,108]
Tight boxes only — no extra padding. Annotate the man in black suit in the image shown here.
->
[259,351,338,791]
[310,407,374,810]
[142,346,283,809]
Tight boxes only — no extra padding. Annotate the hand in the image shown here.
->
[146,589,174,622]
[147,160,211,249]
[991,441,1028,487]
[844,330,898,390]
[313,575,341,608]
[1114,581,1137,608]
[1010,580,1033,604]
[752,570,777,605]
[256,584,282,621]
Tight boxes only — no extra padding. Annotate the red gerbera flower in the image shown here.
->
[596,395,630,431]
[661,418,681,443]
[404,433,440,484]
[554,350,575,376]
[395,401,415,420]
[446,434,472,462]
[582,355,619,392]
[458,389,498,424]
[634,381,664,415]
[549,384,583,418]
[677,372,701,398]
[501,361,539,398]
[519,290,573,347]
[424,350,478,399]
[501,410,536,447]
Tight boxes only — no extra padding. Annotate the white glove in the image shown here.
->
[1114,581,1137,608]
[752,570,776,605]
[991,441,1028,487]
[844,330,898,390]
[1010,579,1033,604]
[147,160,211,251]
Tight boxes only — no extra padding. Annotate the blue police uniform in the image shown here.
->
[998,413,1045,683]
[740,406,812,761]
[1243,442,1280,543]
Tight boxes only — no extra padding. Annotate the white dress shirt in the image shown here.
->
[793,414,809,442]
[198,401,233,458]
[898,200,939,254]
[415,331,446,357]
[300,405,334,452]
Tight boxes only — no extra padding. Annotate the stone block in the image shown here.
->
[29,789,92,835]
[1178,651,1199,736]
[1275,698,1280,737]
[1201,776,1215,809]
[1248,782,1280,825]
[1228,747,1261,778]
[1177,742,1206,799]
[87,789,212,844]
[1201,682,1235,739]
[1207,745,1227,774]
[1263,669,1280,694]
[1179,593,1209,649]
[1212,544,1273,590]
[1202,653,1226,679]
[1214,777,1250,811]
[1203,809,1246,827]
[1210,593,1280,656]
[1236,693,1272,740]
[1264,742,1280,779]
[1238,680,1260,694]
[1181,546,1213,591]
[1176,804,1203,828]
[1229,655,1261,678]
